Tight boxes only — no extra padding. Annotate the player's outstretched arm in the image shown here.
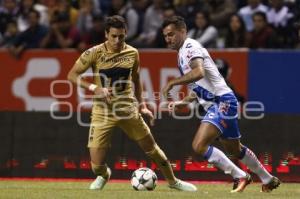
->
[162,58,205,98]
[132,52,155,126]
[168,92,197,112]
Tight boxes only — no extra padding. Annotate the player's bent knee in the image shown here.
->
[192,141,198,153]
[137,134,156,153]
[91,162,108,176]
[192,140,207,155]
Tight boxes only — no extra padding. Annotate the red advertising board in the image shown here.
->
[0,49,248,111]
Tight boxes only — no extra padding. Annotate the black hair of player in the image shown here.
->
[162,16,187,30]
[104,15,127,33]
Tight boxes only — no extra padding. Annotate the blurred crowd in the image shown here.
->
[0,0,300,57]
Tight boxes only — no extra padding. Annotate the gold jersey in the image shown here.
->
[75,43,140,115]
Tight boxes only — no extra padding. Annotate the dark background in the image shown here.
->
[1,112,299,182]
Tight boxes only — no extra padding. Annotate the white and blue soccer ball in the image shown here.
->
[130,167,157,191]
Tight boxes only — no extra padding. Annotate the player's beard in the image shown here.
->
[167,43,176,50]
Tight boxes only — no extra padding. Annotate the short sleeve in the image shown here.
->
[75,47,95,71]
[185,43,204,64]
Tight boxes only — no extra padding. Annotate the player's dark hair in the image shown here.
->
[104,15,127,33]
[162,15,187,30]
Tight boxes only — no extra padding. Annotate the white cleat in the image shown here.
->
[89,168,111,190]
[169,179,197,192]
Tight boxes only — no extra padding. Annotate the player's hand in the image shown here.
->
[168,101,187,112]
[162,81,174,99]
[94,87,112,104]
[140,107,155,126]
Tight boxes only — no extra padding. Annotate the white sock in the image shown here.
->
[204,146,247,179]
[240,146,273,184]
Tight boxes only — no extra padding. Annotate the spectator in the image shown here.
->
[225,14,250,48]
[127,0,149,42]
[187,10,218,48]
[78,13,105,51]
[203,0,236,30]
[267,0,296,48]
[249,11,278,48]
[39,0,59,25]
[57,0,78,26]
[76,0,100,34]
[107,0,129,16]
[0,20,19,47]
[267,0,294,28]
[8,9,48,57]
[17,0,48,32]
[107,0,141,42]
[0,0,19,35]
[40,12,80,49]
[131,0,165,48]
[238,0,269,31]
[174,0,205,29]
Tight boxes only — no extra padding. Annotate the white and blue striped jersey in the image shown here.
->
[178,38,232,109]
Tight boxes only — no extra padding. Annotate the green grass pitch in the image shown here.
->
[0,180,299,199]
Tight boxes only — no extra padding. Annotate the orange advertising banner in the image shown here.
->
[0,49,248,111]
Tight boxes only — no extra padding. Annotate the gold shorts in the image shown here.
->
[87,110,151,149]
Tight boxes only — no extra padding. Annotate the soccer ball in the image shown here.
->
[130,167,157,191]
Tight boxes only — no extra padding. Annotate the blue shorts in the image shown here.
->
[202,93,241,139]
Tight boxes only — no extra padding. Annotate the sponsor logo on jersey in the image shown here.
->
[101,56,131,63]
[186,43,192,48]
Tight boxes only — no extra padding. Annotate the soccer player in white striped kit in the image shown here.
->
[161,16,280,193]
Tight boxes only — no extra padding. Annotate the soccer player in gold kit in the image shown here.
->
[67,15,196,191]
